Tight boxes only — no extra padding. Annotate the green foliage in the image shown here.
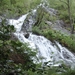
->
[0,0,41,17]
[43,29,75,52]
[31,1,75,53]
[1,0,75,74]
[48,0,75,29]
[33,6,56,31]
[61,69,75,75]
[19,62,75,75]
[32,26,43,35]
[34,7,45,27]
[33,20,75,52]
[0,19,37,74]
[59,11,69,22]
[0,19,15,66]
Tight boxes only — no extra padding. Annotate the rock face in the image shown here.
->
[43,7,58,16]
[46,20,71,35]
[24,33,29,38]
[21,11,37,32]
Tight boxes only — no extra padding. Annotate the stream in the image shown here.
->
[8,0,75,69]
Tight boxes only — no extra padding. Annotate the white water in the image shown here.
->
[28,34,75,68]
[8,3,75,69]
[14,32,36,49]
[8,14,28,32]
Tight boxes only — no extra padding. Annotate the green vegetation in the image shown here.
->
[32,5,75,74]
[48,0,75,33]
[1,19,75,75]
[48,0,75,20]
[32,6,75,52]
[0,0,41,18]
[32,25,75,52]
[0,0,75,75]
[0,19,37,74]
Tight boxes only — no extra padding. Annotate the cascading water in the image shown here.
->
[8,14,28,32]
[8,10,37,49]
[8,1,75,69]
[28,34,75,68]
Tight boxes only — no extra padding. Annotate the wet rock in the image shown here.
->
[21,14,36,32]
[55,20,65,27]
[43,6,58,16]
[45,21,53,26]
[24,33,29,38]
[10,33,18,41]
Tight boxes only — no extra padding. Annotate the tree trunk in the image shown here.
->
[67,0,74,34]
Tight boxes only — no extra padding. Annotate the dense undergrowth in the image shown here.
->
[0,0,75,75]
[0,19,37,74]
[47,0,75,33]
[48,0,75,22]
[0,0,41,18]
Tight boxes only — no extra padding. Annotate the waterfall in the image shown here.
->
[8,1,75,69]
[28,34,75,68]
[8,14,28,32]
[14,32,36,49]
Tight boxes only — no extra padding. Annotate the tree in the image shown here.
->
[60,0,74,34]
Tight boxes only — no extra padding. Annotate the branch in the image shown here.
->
[59,0,68,5]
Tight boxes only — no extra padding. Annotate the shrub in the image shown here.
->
[0,19,37,74]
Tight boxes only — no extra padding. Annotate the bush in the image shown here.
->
[0,19,37,74]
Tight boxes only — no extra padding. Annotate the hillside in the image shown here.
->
[0,0,75,75]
